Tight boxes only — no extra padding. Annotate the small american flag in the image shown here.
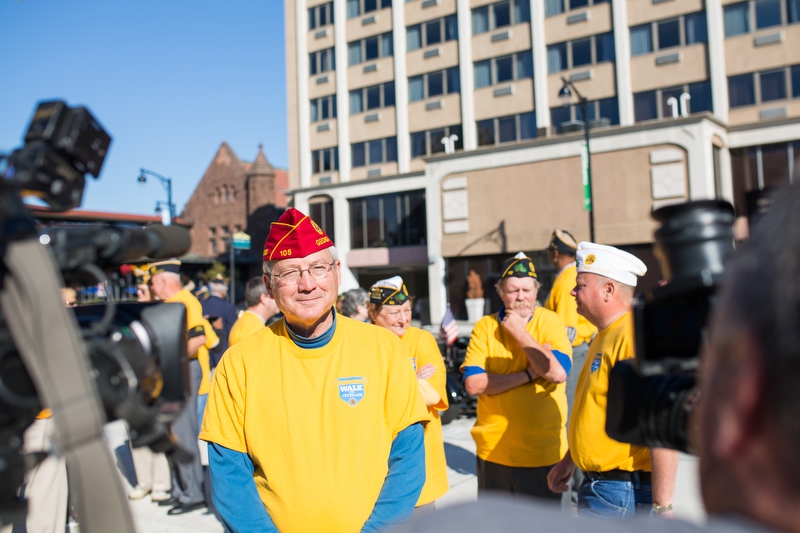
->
[439,304,459,347]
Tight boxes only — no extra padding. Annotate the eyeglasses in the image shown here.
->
[271,262,336,286]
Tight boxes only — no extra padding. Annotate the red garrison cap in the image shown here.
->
[263,208,333,261]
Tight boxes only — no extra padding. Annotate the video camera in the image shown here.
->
[0,100,192,530]
[606,200,736,453]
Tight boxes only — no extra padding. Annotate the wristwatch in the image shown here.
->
[651,503,673,514]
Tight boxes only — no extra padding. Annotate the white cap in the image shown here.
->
[371,275,404,290]
[575,242,647,287]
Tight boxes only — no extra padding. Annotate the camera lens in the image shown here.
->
[640,371,696,452]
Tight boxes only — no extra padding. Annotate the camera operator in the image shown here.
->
[547,243,678,518]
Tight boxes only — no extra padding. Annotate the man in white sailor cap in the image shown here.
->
[547,242,678,519]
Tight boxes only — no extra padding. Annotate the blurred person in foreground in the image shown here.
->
[461,252,572,501]
[368,276,449,511]
[201,208,429,533]
[228,276,280,347]
[341,287,370,321]
[548,243,678,518]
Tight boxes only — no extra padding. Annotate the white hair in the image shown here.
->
[262,246,339,277]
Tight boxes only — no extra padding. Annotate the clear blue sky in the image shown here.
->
[0,0,287,217]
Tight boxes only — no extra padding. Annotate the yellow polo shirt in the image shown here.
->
[544,264,597,346]
[229,310,266,347]
[166,288,219,395]
[569,313,651,473]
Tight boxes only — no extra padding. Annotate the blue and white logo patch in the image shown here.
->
[410,357,417,372]
[590,354,602,373]
[338,376,366,407]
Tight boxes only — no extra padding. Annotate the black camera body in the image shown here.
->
[606,200,736,453]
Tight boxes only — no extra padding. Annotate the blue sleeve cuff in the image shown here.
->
[209,443,278,533]
[462,366,486,385]
[552,350,572,375]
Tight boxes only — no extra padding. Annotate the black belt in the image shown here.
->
[585,469,651,483]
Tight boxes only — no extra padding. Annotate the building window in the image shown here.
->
[724,0,800,37]
[547,33,615,73]
[407,15,458,51]
[630,12,708,57]
[309,196,335,239]
[410,124,463,158]
[309,2,334,30]
[472,0,531,35]
[349,190,427,249]
[545,0,609,17]
[408,67,460,102]
[728,64,800,108]
[309,47,336,75]
[550,97,620,133]
[474,50,533,88]
[730,142,797,215]
[347,0,392,20]
[350,82,395,114]
[210,239,217,255]
[351,137,398,168]
[348,32,393,66]
[633,81,714,122]
[310,94,337,123]
[311,147,340,174]
[476,112,537,146]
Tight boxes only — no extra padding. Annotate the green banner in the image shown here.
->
[581,142,591,212]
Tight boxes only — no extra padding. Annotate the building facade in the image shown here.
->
[285,0,800,321]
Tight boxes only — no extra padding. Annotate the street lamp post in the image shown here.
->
[137,168,176,226]
[558,77,596,243]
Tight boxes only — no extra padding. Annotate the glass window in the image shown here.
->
[430,129,447,154]
[724,2,751,36]
[661,86,684,118]
[634,91,658,122]
[310,52,318,75]
[498,116,516,143]
[310,100,319,122]
[426,20,442,46]
[519,111,537,140]
[347,0,359,19]
[320,50,330,72]
[685,12,708,44]
[545,0,564,17]
[792,65,800,97]
[760,70,787,101]
[688,80,713,113]
[762,143,791,188]
[572,38,592,67]
[381,0,392,7]
[496,56,514,82]
[409,76,424,102]
[384,82,395,107]
[367,85,381,109]
[630,25,653,56]
[547,42,567,73]
[595,32,615,62]
[445,15,459,41]
[411,132,426,157]
[350,200,364,249]
[475,60,492,88]
[352,143,366,167]
[450,125,464,150]
[386,137,397,162]
[365,197,381,246]
[312,150,321,173]
[515,0,531,24]
[382,32,393,57]
[472,6,489,34]
[368,140,383,165]
[321,98,330,119]
[364,0,377,13]
[550,106,570,133]
[428,71,444,97]
[348,42,362,66]
[309,8,317,30]
[516,50,533,79]
[477,119,495,145]
[729,74,755,107]
[658,19,681,50]
[447,67,461,93]
[350,90,363,114]
[383,194,399,246]
[407,25,422,51]
[571,0,589,8]
[730,147,759,216]
[755,0,782,28]
[598,97,620,125]
[365,36,380,60]
[494,2,511,28]
[322,150,332,171]
[790,0,800,23]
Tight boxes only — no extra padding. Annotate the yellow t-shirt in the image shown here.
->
[400,326,449,506]
[229,310,265,347]
[544,264,598,347]
[569,312,651,473]
[200,316,429,533]
[166,288,219,395]
[461,307,572,467]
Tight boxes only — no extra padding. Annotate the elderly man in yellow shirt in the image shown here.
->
[228,276,280,347]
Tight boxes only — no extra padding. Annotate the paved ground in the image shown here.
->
[96,415,706,532]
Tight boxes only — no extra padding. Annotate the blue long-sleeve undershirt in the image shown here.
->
[209,423,425,533]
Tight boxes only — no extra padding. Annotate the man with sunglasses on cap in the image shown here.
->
[461,252,573,501]
[547,243,678,519]
[200,208,429,533]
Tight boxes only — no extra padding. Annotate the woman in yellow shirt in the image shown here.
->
[368,276,449,510]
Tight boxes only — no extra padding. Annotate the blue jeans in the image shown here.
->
[577,475,652,519]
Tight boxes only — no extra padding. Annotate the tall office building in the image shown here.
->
[286,0,799,321]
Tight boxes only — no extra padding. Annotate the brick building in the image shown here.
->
[182,142,289,281]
